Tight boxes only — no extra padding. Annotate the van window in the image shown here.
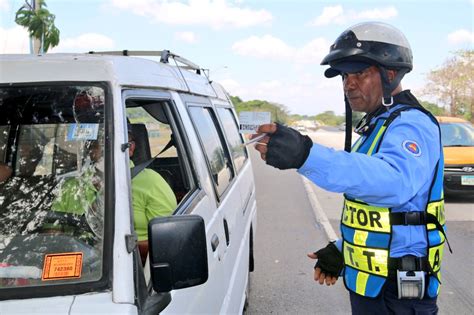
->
[188,106,233,197]
[0,85,108,291]
[126,100,193,204]
[216,107,247,173]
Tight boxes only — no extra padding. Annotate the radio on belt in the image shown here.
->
[397,270,425,299]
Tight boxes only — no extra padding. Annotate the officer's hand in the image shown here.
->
[307,252,338,286]
[251,123,276,161]
[251,123,313,170]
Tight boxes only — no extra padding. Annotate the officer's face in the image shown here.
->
[342,66,383,113]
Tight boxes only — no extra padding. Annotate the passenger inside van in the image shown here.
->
[46,139,105,241]
[0,163,12,182]
[128,127,177,264]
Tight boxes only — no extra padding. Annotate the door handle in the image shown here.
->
[223,219,230,246]
[211,234,219,252]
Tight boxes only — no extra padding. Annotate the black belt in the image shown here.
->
[387,255,431,278]
[390,211,427,225]
[390,212,452,253]
[388,255,430,271]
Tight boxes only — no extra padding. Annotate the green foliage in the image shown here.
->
[231,97,290,124]
[420,101,446,116]
[15,0,60,52]
[229,95,243,106]
[315,111,345,126]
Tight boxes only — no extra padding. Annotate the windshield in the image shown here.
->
[0,85,106,290]
[440,122,474,147]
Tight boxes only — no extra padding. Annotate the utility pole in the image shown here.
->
[31,0,42,54]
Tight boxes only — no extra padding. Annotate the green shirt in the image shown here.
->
[131,162,177,241]
[51,169,98,215]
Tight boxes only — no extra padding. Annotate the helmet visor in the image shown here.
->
[324,61,371,78]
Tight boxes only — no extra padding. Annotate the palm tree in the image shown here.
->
[15,0,60,53]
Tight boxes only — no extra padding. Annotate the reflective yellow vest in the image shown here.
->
[341,106,447,298]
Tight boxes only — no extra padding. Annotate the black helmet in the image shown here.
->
[321,22,413,78]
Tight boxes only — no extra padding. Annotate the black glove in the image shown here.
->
[266,123,313,170]
[314,242,344,278]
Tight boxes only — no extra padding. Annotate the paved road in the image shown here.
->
[246,148,350,314]
[246,128,474,314]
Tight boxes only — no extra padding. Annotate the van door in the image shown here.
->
[185,95,250,314]
[122,90,228,314]
[214,102,256,313]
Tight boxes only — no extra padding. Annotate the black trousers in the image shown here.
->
[349,277,438,315]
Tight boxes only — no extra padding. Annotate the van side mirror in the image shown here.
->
[148,215,208,293]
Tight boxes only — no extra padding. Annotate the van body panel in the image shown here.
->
[0,54,224,99]
[112,86,136,304]
[71,292,137,315]
[0,296,74,314]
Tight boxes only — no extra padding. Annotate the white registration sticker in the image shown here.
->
[461,175,474,186]
[67,124,99,141]
[238,111,271,134]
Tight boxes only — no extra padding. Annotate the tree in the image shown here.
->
[315,111,344,126]
[423,50,473,122]
[420,101,446,116]
[232,97,290,124]
[15,0,60,53]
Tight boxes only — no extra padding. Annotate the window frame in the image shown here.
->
[213,102,248,174]
[183,95,236,203]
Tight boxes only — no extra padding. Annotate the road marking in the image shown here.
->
[301,176,338,242]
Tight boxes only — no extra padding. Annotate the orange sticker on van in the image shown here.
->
[42,252,83,281]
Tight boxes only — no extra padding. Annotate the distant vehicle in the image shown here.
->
[338,122,346,131]
[295,126,307,132]
[436,116,474,195]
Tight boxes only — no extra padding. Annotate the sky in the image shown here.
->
[0,0,473,115]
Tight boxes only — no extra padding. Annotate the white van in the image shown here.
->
[0,51,257,314]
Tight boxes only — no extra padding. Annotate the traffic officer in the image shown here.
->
[253,22,450,314]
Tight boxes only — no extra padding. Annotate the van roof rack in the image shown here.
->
[88,50,202,74]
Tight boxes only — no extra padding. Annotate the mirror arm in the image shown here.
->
[141,292,172,315]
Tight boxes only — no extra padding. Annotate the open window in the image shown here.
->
[125,97,196,206]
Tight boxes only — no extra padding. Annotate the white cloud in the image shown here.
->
[309,5,398,26]
[109,0,272,29]
[175,31,198,43]
[354,6,398,20]
[51,33,115,52]
[0,26,30,54]
[310,5,345,26]
[232,35,293,59]
[218,75,345,115]
[447,29,474,45]
[232,35,329,64]
[0,0,10,11]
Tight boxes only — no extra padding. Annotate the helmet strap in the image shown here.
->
[344,95,352,152]
[378,67,409,107]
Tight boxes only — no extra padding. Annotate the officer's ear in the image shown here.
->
[387,69,397,83]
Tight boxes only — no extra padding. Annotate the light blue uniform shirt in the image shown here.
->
[298,105,440,257]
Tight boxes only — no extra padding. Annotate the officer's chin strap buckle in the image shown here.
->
[397,255,425,299]
[382,96,394,107]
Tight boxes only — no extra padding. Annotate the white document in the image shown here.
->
[238,111,271,134]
